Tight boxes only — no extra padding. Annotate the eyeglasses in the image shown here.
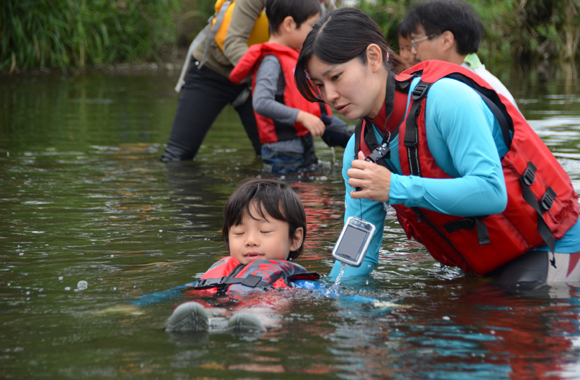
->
[411,34,437,50]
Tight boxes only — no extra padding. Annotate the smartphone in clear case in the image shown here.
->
[331,217,376,267]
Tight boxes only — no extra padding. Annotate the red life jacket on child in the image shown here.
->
[355,60,579,275]
[187,256,320,296]
[229,42,332,144]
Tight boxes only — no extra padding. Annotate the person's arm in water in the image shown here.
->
[253,56,326,137]
[329,135,386,278]
[223,0,267,66]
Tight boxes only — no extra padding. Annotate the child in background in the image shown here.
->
[397,20,420,67]
[165,178,319,333]
[229,0,352,174]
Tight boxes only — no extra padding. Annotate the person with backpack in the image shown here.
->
[294,8,580,289]
[161,0,336,161]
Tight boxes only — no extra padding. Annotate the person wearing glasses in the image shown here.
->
[398,0,518,108]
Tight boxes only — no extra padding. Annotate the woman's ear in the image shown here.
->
[290,227,304,252]
[366,44,384,73]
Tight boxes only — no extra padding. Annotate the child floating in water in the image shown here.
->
[165,178,319,333]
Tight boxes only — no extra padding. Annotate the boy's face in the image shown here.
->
[398,35,419,66]
[228,202,303,264]
[288,13,320,51]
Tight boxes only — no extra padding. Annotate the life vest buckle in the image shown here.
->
[540,187,556,212]
[195,276,227,288]
[411,82,431,100]
[522,163,536,187]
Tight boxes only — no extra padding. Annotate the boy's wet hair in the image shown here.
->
[266,0,321,36]
[222,178,307,261]
[401,0,484,55]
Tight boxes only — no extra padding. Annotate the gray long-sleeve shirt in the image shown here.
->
[253,55,304,153]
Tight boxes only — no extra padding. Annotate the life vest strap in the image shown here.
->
[477,91,512,151]
[404,81,432,176]
[412,207,477,274]
[193,273,263,290]
[518,161,557,266]
[199,0,232,69]
[194,276,228,289]
[444,217,490,246]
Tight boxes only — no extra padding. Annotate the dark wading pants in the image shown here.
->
[161,62,262,161]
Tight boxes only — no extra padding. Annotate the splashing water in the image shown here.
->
[325,262,347,296]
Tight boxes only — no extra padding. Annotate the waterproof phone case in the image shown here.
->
[331,217,376,267]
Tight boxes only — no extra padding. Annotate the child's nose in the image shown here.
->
[245,231,258,246]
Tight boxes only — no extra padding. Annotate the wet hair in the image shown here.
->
[295,8,407,103]
[266,0,321,36]
[401,0,484,55]
[222,178,306,261]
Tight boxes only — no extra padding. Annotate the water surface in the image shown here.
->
[1,65,580,379]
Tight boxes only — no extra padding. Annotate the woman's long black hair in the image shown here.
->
[295,8,407,103]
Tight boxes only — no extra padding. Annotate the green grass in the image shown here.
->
[1,0,182,72]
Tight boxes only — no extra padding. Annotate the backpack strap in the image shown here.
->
[199,0,232,69]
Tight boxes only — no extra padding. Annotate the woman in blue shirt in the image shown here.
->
[294,8,580,288]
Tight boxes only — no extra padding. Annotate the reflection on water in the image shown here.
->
[1,65,580,379]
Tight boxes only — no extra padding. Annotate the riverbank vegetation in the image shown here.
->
[2,0,578,73]
[1,0,181,73]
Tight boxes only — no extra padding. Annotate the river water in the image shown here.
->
[1,64,580,379]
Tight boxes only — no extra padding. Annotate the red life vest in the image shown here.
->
[356,60,579,275]
[187,256,320,296]
[229,42,332,144]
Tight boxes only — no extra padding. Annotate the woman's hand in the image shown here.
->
[297,111,326,137]
[348,151,391,203]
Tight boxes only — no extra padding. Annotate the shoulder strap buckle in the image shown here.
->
[412,82,431,100]
[194,276,228,289]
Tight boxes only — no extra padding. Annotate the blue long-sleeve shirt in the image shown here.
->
[331,77,580,278]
